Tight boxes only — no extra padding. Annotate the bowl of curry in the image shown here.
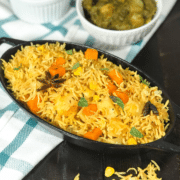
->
[76,0,162,46]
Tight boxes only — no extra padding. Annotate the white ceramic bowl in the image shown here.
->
[10,0,71,24]
[76,0,162,47]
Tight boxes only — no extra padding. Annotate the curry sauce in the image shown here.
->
[83,0,157,30]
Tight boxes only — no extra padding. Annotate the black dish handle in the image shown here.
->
[144,101,180,153]
[0,37,27,46]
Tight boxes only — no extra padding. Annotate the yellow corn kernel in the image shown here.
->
[131,104,137,113]
[105,166,115,177]
[37,45,44,51]
[89,81,97,90]
[127,138,137,145]
[29,73,33,78]
[143,84,148,88]
[93,95,99,101]
[74,67,82,76]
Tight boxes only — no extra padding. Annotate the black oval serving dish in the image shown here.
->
[0,37,180,154]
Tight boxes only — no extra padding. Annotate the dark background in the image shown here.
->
[24,1,180,180]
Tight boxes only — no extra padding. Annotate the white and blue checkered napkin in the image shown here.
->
[0,84,63,180]
[0,0,177,179]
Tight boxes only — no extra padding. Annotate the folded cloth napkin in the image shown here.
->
[0,83,63,180]
[0,0,177,179]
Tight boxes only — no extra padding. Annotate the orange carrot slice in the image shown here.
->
[49,65,66,77]
[83,104,97,116]
[84,48,98,60]
[27,95,40,114]
[84,128,102,140]
[55,57,66,66]
[113,90,129,104]
[108,69,123,85]
[107,82,117,94]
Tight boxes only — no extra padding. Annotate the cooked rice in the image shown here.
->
[1,42,170,145]
[74,173,80,180]
[114,160,162,180]
[74,160,161,180]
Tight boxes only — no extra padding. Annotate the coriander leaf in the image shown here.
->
[110,96,124,110]
[78,97,88,107]
[100,68,109,71]
[139,75,150,87]
[72,62,80,70]
[14,64,22,70]
[130,127,143,138]
[66,49,73,55]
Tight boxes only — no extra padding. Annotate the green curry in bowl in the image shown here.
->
[82,0,157,30]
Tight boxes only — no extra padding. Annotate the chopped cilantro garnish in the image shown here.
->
[66,49,73,55]
[130,127,143,138]
[110,96,124,110]
[72,62,80,70]
[100,68,109,71]
[139,75,150,87]
[14,64,22,70]
[78,97,88,107]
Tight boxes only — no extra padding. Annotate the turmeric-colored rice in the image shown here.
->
[1,42,169,145]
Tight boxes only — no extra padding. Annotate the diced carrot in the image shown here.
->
[84,128,102,140]
[84,132,96,140]
[49,65,66,77]
[84,48,98,60]
[92,127,102,137]
[83,104,97,116]
[27,95,40,114]
[89,104,97,112]
[107,82,117,94]
[113,90,129,104]
[55,57,66,66]
[108,69,123,85]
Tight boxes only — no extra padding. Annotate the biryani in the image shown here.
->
[1,42,169,145]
